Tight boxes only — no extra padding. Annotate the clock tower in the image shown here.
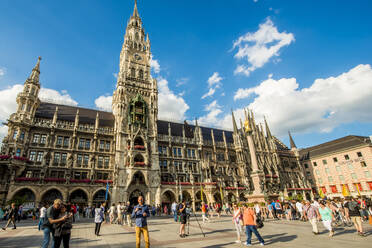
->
[112,0,161,205]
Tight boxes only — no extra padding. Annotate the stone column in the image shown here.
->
[247,134,264,202]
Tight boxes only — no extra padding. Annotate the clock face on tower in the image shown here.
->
[134,53,142,61]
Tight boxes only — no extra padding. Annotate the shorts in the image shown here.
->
[351,216,362,226]
[180,215,187,224]
[276,210,283,215]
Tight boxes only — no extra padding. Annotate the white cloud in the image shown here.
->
[198,100,223,127]
[95,95,113,112]
[201,87,216,99]
[233,18,294,76]
[0,84,78,142]
[150,56,160,74]
[231,64,372,136]
[201,72,223,99]
[0,67,6,77]
[158,77,189,120]
[207,72,223,87]
[176,77,189,87]
[39,88,78,106]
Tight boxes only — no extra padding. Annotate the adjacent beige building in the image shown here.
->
[300,135,372,198]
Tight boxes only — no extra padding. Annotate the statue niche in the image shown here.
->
[128,94,147,126]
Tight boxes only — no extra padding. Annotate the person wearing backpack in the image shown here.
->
[344,198,365,236]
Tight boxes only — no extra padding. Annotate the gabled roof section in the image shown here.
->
[299,135,371,160]
[156,120,234,143]
[35,102,115,127]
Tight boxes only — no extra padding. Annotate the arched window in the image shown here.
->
[139,69,144,79]
[135,32,139,40]
[139,44,142,50]
[131,68,135,78]
[134,42,137,49]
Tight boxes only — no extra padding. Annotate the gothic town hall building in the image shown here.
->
[0,2,312,209]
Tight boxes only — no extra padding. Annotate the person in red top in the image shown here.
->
[243,205,265,246]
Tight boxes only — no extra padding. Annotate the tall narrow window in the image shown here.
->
[131,68,135,77]
[139,69,143,79]
[36,152,44,162]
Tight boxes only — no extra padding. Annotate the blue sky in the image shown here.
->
[1,0,372,148]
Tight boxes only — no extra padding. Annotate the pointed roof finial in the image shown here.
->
[264,116,272,138]
[288,131,297,149]
[29,56,42,82]
[133,0,139,17]
[231,109,238,133]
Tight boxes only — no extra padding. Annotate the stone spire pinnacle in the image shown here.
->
[28,56,41,83]
[264,116,272,138]
[133,0,139,17]
[288,131,297,149]
[231,110,238,133]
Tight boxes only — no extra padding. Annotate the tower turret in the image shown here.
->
[15,57,42,122]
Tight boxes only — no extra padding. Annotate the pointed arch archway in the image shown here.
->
[69,189,88,208]
[41,188,63,204]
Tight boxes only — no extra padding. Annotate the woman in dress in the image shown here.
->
[318,201,335,237]
[232,204,242,243]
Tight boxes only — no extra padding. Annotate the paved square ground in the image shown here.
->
[0,214,371,248]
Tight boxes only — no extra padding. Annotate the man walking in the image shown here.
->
[243,204,265,246]
[125,201,133,226]
[2,203,17,230]
[303,200,320,235]
[132,196,150,248]
[344,198,366,236]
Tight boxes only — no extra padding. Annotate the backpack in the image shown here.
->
[348,201,358,212]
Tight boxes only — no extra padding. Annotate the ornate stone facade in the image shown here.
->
[0,1,311,209]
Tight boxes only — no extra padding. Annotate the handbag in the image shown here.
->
[256,216,264,229]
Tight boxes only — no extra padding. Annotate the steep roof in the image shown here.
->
[35,102,234,143]
[35,102,114,127]
[299,135,371,160]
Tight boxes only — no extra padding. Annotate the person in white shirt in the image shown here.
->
[116,202,123,225]
[171,202,178,222]
[38,203,48,231]
[296,201,304,221]
[109,204,116,224]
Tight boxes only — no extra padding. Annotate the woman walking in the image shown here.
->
[232,204,242,243]
[94,203,105,236]
[318,201,334,237]
[109,204,116,224]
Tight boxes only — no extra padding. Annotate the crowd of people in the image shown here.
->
[0,195,371,247]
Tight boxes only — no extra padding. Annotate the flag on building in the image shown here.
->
[105,181,109,201]
[219,185,224,203]
[355,184,361,196]
[318,188,325,198]
[342,184,350,197]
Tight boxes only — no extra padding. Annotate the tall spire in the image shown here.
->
[133,0,139,17]
[231,110,238,133]
[288,131,297,149]
[28,56,41,83]
[264,116,272,138]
